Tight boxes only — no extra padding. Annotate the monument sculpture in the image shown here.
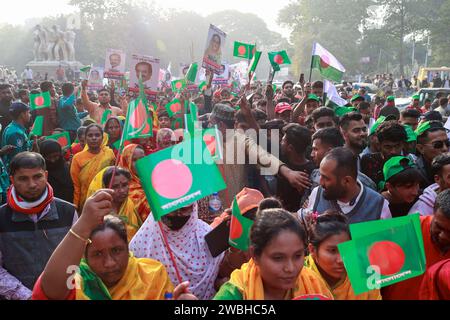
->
[27,22,82,77]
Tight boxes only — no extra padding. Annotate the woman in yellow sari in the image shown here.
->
[87,166,142,242]
[32,190,193,300]
[70,124,115,210]
[118,144,149,221]
[214,209,333,300]
[303,210,381,300]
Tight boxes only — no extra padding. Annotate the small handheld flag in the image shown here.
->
[45,131,71,150]
[233,41,256,60]
[228,197,253,251]
[29,116,44,138]
[29,91,51,110]
[268,51,291,72]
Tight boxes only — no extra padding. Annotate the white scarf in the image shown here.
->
[129,202,223,300]
[11,186,48,209]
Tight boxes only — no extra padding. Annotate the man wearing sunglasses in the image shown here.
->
[416,121,450,188]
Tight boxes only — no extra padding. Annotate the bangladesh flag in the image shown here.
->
[184,101,200,135]
[171,117,183,130]
[229,197,253,251]
[200,126,222,161]
[311,42,346,83]
[122,77,153,141]
[171,79,186,92]
[337,214,426,295]
[135,135,227,220]
[29,115,44,138]
[233,41,256,59]
[80,65,92,73]
[165,99,182,118]
[185,63,198,83]
[198,81,207,92]
[248,51,262,76]
[101,109,112,125]
[268,50,291,72]
[29,91,51,110]
[45,132,71,150]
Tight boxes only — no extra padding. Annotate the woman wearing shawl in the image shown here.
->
[419,259,450,300]
[129,201,223,300]
[32,190,191,300]
[104,117,122,156]
[118,144,149,221]
[70,124,115,210]
[303,210,381,300]
[87,166,142,242]
[39,139,74,203]
[214,209,333,300]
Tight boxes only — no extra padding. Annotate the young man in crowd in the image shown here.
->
[311,107,336,132]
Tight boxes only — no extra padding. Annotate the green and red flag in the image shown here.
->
[185,63,198,83]
[45,131,71,150]
[248,51,262,76]
[198,81,207,92]
[80,65,92,73]
[233,41,256,59]
[268,50,291,72]
[165,99,182,118]
[101,109,112,125]
[171,117,183,130]
[29,115,44,138]
[122,77,153,141]
[184,101,200,135]
[311,42,346,82]
[201,126,222,160]
[135,135,227,220]
[29,91,51,110]
[171,79,186,93]
[337,214,426,295]
[229,196,253,251]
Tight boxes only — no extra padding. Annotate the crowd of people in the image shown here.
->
[0,61,449,301]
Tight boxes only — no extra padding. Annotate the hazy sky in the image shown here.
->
[0,0,292,37]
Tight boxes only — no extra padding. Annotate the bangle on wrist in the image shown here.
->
[69,228,92,245]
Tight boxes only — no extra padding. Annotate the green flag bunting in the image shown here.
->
[233,41,256,59]
[268,51,291,71]
[229,196,253,251]
[29,91,51,110]
[135,135,227,220]
[337,214,426,295]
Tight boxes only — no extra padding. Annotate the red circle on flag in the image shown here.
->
[368,241,406,276]
[175,82,183,89]
[34,96,44,106]
[203,134,216,156]
[58,137,68,147]
[238,45,247,56]
[320,55,330,68]
[230,215,243,239]
[151,159,193,199]
[170,103,181,114]
[252,47,256,55]
[274,54,284,64]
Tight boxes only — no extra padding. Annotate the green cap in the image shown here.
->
[414,121,431,137]
[307,94,320,102]
[335,106,358,117]
[369,116,386,136]
[350,94,364,102]
[387,96,396,102]
[412,94,420,100]
[403,125,417,143]
[378,156,416,191]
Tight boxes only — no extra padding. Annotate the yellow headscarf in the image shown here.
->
[304,255,381,300]
[228,259,333,300]
[75,254,174,300]
[87,167,142,242]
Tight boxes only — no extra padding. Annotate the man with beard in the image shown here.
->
[0,84,14,136]
[280,80,299,104]
[0,152,77,299]
[382,189,450,300]
[339,112,368,170]
[301,147,391,224]
[360,121,408,188]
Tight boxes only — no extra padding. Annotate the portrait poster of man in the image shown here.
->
[87,67,104,91]
[104,49,126,80]
[129,54,160,93]
[202,24,227,75]
[212,63,230,85]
